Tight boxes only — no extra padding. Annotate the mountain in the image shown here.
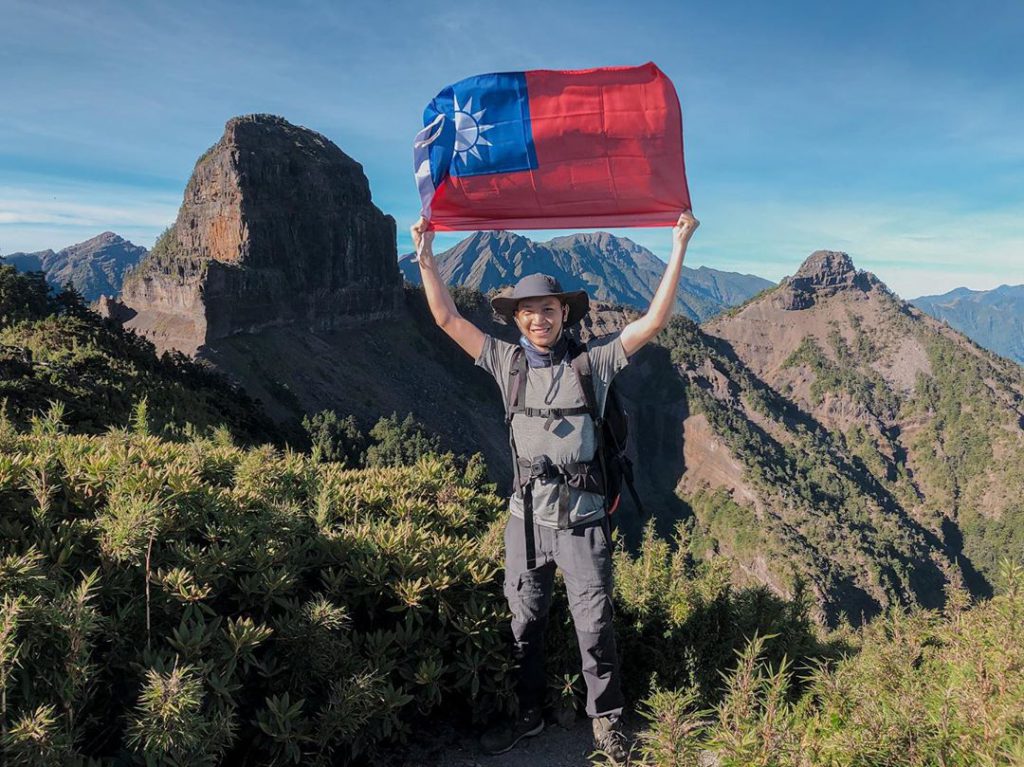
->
[113,114,402,355]
[2,231,147,301]
[676,250,1024,621]
[912,284,1024,365]
[398,230,774,322]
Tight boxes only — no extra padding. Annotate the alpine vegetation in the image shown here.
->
[631,563,1024,766]
[0,410,827,765]
[0,418,514,764]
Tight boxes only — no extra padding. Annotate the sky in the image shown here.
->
[2,0,1022,299]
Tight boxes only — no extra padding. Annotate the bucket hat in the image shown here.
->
[490,273,590,326]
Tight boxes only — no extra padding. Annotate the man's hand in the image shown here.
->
[672,211,700,249]
[410,216,435,265]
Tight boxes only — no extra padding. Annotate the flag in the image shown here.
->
[413,62,691,231]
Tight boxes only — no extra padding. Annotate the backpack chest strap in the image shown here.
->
[507,344,594,429]
[518,405,591,419]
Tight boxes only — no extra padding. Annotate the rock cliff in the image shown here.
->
[120,114,402,355]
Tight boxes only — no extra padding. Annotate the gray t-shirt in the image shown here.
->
[476,332,629,528]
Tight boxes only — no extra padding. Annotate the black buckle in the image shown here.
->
[517,455,556,481]
[531,456,553,479]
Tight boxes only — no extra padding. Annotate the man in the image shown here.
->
[410,212,699,761]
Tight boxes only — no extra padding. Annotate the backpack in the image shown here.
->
[504,338,645,539]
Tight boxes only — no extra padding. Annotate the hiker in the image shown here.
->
[410,212,699,762]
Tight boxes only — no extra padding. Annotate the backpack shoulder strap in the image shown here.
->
[506,346,528,426]
[568,339,600,424]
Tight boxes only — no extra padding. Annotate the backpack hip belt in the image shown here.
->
[515,455,605,496]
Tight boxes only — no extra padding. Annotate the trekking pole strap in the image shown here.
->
[522,484,537,570]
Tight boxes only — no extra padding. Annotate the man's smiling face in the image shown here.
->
[514,296,567,350]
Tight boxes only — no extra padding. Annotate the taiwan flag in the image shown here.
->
[413,62,691,231]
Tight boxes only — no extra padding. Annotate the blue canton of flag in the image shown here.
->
[422,72,538,184]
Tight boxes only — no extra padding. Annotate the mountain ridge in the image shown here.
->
[912,283,1024,365]
[687,249,1024,616]
[398,230,774,322]
[3,231,148,301]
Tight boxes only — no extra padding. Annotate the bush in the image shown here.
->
[0,417,512,765]
[610,522,826,707]
[633,562,1024,766]
[365,413,441,468]
[302,410,366,466]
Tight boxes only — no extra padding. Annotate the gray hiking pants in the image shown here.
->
[503,515,624,720]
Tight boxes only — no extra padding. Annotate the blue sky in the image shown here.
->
[2,0,1022,298]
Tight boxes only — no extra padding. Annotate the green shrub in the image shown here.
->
[365,413,441,468]
[633,561,1024,766]
[302,410,366,466]
[0,417,512,764]
[610,522,826,707]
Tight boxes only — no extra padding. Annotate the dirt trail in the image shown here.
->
[394,716,627,767]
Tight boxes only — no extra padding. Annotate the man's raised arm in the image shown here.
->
[411,217,486,360]
[619,211,700,358]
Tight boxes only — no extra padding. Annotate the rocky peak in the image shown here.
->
[487,230,523,243]
[559,231,617,247]
[3,232,147,301]
[119,114,402,356]
[793,250,856,286]
[774,250,874,310]
[461,230,532,254]
[63,232,140,263]
[77,231,123,248]
[549,231,633,251]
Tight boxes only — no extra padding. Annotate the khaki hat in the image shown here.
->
[490,273,590,326]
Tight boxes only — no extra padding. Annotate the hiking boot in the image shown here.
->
[592,715,629,764]
[480,706,544,755]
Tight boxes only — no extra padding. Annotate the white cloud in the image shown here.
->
[677,194,1024,298]
[0,181,179,253]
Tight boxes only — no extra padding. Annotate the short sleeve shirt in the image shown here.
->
[475,332,629,527]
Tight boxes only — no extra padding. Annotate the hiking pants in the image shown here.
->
[503,515,624,720]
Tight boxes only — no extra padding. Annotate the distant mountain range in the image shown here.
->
[399,230,774,322]
[912,285,1024,365]
[3,231,148,301]
[10,225,1021,376]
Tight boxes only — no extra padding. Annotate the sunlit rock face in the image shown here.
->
[120,114,402,355]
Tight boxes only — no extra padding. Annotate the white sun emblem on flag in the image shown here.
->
[453,93,495,165]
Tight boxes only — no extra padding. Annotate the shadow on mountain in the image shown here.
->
[941,517,993,599]
[691,332,965,620]
[612,341,693,549]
